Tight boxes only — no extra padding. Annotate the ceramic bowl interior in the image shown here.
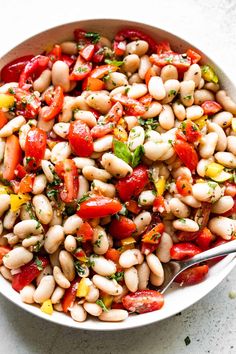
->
[0,18,235,331]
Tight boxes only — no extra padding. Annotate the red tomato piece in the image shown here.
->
[1,55,34,83]
[69,55,92,81]
[105,248,121,263]
[195,227,215,250]
[61,54,75,67]
[141,242,159,255]
[153,195,165,213]
[80,44,95,61]
[105,102,123,123]
[139,93,153,107]
[186,49,201,64]
[82,77,105,91]
[113,40,126,56]
[141,223,165,244]
[68,120,94,157]
[174,140,199,172]
[25,127,47,170]
[62,278,79,313]
[18,174,35,193]
[115,29,157,52]
[177,231,198,242]
[150,53,191,72]
[156,41,172,54]
[175,265,209,285]
[14,88,41,119]
[47,44,62,63]
[0,246,11,265]
[15,164,27,179]
[76,221,93,242]
[116,165,149,202]
[176,176,192,196]
[201,100,222,115]
[55,159,79,203]
[109,216,137,239]
[184,120,202,143]
[19,55,49,88]
[3,135,22,180]
[112,94,146,116]
[224,182,236,198]
[125,200,141,214]
[92,44,104,63]
[90,122,114,139]
[0,111,8,129]
[122,290,164,314]
[144,67,159,85]
[41,86,64,121]
[170,242,202,260]
[90,64,118,79]
[77,196,122,219]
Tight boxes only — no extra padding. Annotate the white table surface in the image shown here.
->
[1,0,236,353]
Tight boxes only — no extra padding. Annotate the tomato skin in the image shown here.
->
[105,102,123,123]
[14,88,41,119]
[90,122,114,139]
[153,195,165,213]
[80,44,95,61]
[186,49,201,64]
[113,40,126,56]
[0,246,11,265]
[195,227,214,250]
[69,55,92,81]
[19,55,49,88]
[55,159,79,203]
[224,182,236,198]
[122,290,164,314]
[105,248,120,263]
[111,94,146,116]
[125,200,141,214]
[62,278,79,313]
[25,127,47,170]
[76,221,93,242]
[141,242,159,255]
[1,55,34,83]
[116,165,149,202]
[47,44,62,63]
[90,64,118,79]
[201,100,222,115]
[139,93,153,107]
[115,29,158,52]
[184,120,202,143]
[41,86,64,121]
[150,53,191,73]
[15,164,27,178]
[3,135,22,181]
[77,196,122,219]
[144,67,159,85]
[174,140,199,172]
[68,120,94,157]
[18,174,35,193]
[82,77,105,91]
[142,223,165,244]
[156,41,172,54]
[12,256,49,292]
[175,265,209,285]
[170,243,202,260]
[176,176,192,196]
[109,216,137,240]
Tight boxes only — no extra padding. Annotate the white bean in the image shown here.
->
[22,234,44,248]
[138,55,152,79]
[51,286,65,304]
[73,157,95,169]
[208,217,236,240]
[133,211,151,236]
[93,135,113,152]
[129,73,143,84]
[13,220,43,239]
[82,165,112,182]
[60,41,77,55]
[20,284,35,304]
[150,271,164,287]
[59,250,75,282]
[123,54,140,74]
[53,266,71,289]
[52,60,70,92]
[85,284,100,303]
[160,65,178,82]
[61,96,89,122]
[169,198,190,218]
[124,267,138,292]
[212,111,233,128]
[99,309,128,322]
[0,116,25,138]
[137,262,150,290]
[19,121,36,150]
[172,102,186,121]
[227,136,236,155]
[3,210,20,230]
[90,255,116,276]
[119,249,144,268]
[126,40,149,56]
[44,225,65,254]
[207,122,227,152]
[74,110,97,127]
[77,175,89,199]
[0,265,13,281]
[92,275,123,296]
[70,303,87,322]
[173,218,199,232]
[128,126,145,151]
[162,79,180,104]
[179,195,201,208]
[199,132,218,158]
[144,141,169,161]
[3,247,33,270]
[146,253,164,278]
[215,152,236,168]
[86,93,112,114]
[33,69,51,92]
[124,115,138,130]
[63,214,83,235]
[212,196,234,214]
[138,190,156,206]
[92,226,109,255]
[105,72,129,91]
[128,83,147,99]
[183,64,201,87]
[64,235,77,253]
[101,153,132,178]
[142,101,162,118]
[83,302,102,316]
[50,142,71,164]
[159,104,175,129]
[33,194,53,224]
[186,105,204,120]
[32,174,47,195]
[216,90,236,114]
[53,122,69,138]
[192,182,222,202]
[180,80,195,106]
[156,232,173,263]
[148,76,166,100]
[194,89,214,105]
[41,160,55,182]
[91,179,116,198]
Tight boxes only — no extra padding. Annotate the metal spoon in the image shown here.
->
[158,240,236,294]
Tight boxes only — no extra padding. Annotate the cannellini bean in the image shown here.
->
[51,286,65,304]
[20,284,35,304]
[0,265,12,281]
[70,303,87,322]
[64,235,77,253]
[91,179,116,198]
[44,225,65,254]
[99,309,128,322]
[144,141,169,161]
[208,217,236,240]
[216,90,236,114]
[145,130,162,143]
[36,265,53,286]
[183,64,201,87]
[74,110,97,127]
[150,271,164,287]
[124,267,138,292]
[199,132,218,158]
[180,80,195,106]
[179,195,201,208]
[160,65,178,82]
[128,83,147,99]
[59,250,75,282]
[227,136,236,155]
[50,142,71,164]
[49,249,60,268]
[169,198,190,218]
[215,152,236,168]
[92,275,123,296]
[53,122,69,138]
[22,234,44,248]
[173,218,199,232]
[204,82,220,92]
[93,135,113,152]
[60,41,77,55]
[37,107,55,132]
[172,101,186,121]
[33,69,51,92]
[138,55,152,79]
[138,190,156,206]
[109,85,131,97]
[0,115,26,138]
[92,226,109,255]
[83,302,102,317]
[32,194,53,224]
[105,72,129,90]
[207,122,227,152]
[197,158,213,177]
[98,36,112,48]
[129,73,143,84]
[213,111,233,128]
[126,40,149,56]
[61,96,89,122]
[53,266,70,289]
[194,89,214,105]
[86,93,112,114]
[133,211,151,236]
[63,214,83,235]
[3,247,33,270]
[186,105,204,120]
[128,126,145,151]
[142,101,162,118]
[137,262,150,290]
[0,138,5,162]
[73,157,95,169]
[212,196,234,214]
[119,249,144,268]
[122,54,140,74]
[162,79,180,104]
[54,303,63,312]
[19,121,36,150]
[148,76,166,100]
[77,175,89,199]
[13,220,43,239]
[3,210,20,230]
[82,165,112,182]
[192,182,222,202]
[85,284,100,303]
[90,255,116,276]
[124,116,139,130]
[156,232,173,263]
[101,153,132,178]
[41,160,54,182]
[52,60,70,92]
[146,253,164,278]
[159,104,175,129]
[32,174,47,195]
[33,275,55,303]
[49,211,62,226]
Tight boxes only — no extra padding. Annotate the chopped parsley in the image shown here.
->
[109,271,124,282]
[94,234,103,248]
[169,89,176,96]
[74,261,86,276]
[113,140,144,168]
[35,257,43,271]
[77,194,90,210]
[138,118,159,130]
[96,299,109,312]
[84,32,101,44]
[179,218,186,224]
[105,59,124,66]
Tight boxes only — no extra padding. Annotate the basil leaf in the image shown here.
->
[104,59,124,66]
[96,299,109,312]
[113,139,132,164]
[132,145,144,167]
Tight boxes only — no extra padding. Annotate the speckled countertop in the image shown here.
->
[1,0,236,353]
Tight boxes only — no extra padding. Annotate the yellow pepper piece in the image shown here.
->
[196,178,205,183]
[113,125,128,141]
[0,94,15,109]
[10,193,31,212]
[41,299,53,315]
[76,278,89,297]
[121,237,136,246]
[211,171,232,182]
[154,176,166,196]
[102,295,113,308]
[194,115,208,130]
[201,65,219,83]
[120,243,135,252]
[205,163,224,178]
[0,185,11,194]
[232,118,236,132]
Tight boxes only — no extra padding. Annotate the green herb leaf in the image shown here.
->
[179,218,186,224]
[109,271,124,282]
[96,299,109,312]
[131,145,144,168]
[74,261,86,276]
[84,32,100,44]
[113,139,132,164]
[35,257,43,271]
[77,194,90,210]
[105,59,124,66]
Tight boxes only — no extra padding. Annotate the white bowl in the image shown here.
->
[0,19,236,331]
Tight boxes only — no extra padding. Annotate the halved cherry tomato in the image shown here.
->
[68,120,94,157]
[0,111,8,129]
[77,196,122,219]
[153,195,165,213]
[14,88,41,119]
[90,122,114,139]
[142,223,164,244]
[109,216,136,239]
[144,67,159,85]
[170,242,202,260]
[15,164,27,178]
[18,174,35,193]
[90,64,118,79]
[61,54,75,67]
[113,40,126,56]
[92,44,104,63]
[186,49,201,64]
[184,120,202,143]
[76,221,93,242]
[201,100,222,116]
[175,265,209,285]
[25,127,47,170]
[112,94,146,116]
[116,165,149,202]
[0,246,11,265]
[105,102,123,123]
[105,248,120,263]
[1,55,34,83]
[150,53,191,73]
[19,55,49,88]
[174,140,199,172]
[82,77,105,91]
[195,227,215,250]
[141,242,159,255]
[156,41,172,54]
[3,134,22,180]
[139,93,153,107]
[115,29,157,52]
[62,278,79,313]
[69,55,92,81]
[55,159,79,203]
[176,176,192,196]
[125,200,141,214]
[122,290,164,313]
[47,44,62,63]
[224,182,236,198]
[40,86,64,121]
[80,44,95,61]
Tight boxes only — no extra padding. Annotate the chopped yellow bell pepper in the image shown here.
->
[154,176,166,196]
[0,94,15,109]
[76,278,89,297]
[113,125,128,141]
[121,237,136,246]
[0,185,11,194]
[102,295,113,309]
[41,299,53,315]
[205,163,224,178]
[211,171,232,182]
[201,65,218,83]
[196,178,205,183]
[10,193,31,212]
[232,118,236,132]
[194,115,208,130]
[120,243,135,252]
